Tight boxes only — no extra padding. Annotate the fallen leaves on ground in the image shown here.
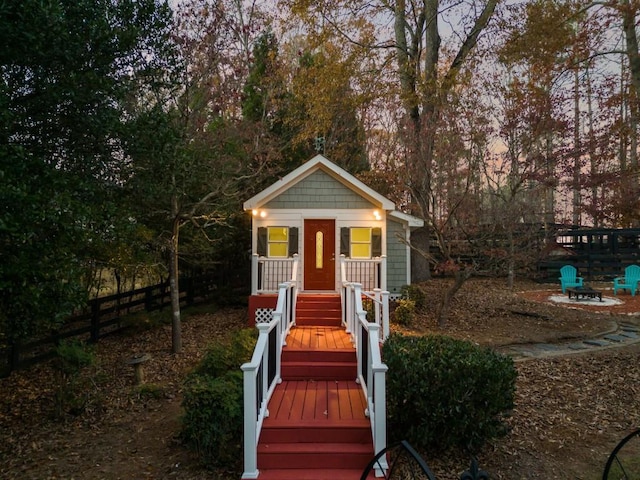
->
[1,279,639,479]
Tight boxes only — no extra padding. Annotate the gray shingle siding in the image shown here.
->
[386,219,407,294]
[265,170,374,209]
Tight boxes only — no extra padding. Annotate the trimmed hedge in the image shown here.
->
[181,328,256,470]
[382,333,517,451]
[182,370,244,469]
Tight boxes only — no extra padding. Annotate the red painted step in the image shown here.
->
[257,442,373,470]
[259,421,371,444]
[256,468,377,479]
[281,360,356,381]
[296,294,342,327]
[282,349,355,363]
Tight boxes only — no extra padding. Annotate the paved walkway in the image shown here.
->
[499,320,640,361]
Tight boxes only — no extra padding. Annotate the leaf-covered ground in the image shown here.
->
[1,278,639,479]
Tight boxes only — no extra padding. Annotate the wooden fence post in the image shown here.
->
[8,340,20,374]
[91,300,100,342]
[144,286,153,311]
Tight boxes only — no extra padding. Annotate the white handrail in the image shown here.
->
[347,282,388,478]
[242,256,298,479]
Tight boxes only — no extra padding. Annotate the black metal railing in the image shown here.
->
[361,441,489,480]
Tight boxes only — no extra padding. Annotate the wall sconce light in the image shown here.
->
[252,209,267,218]
[373,210,382,221]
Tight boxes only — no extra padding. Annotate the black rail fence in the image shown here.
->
[2,271,247,376]
[537,228,640,281]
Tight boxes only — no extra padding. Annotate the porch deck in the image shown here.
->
[285,325,354,351]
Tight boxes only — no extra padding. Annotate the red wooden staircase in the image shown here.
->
[256,294,375,480]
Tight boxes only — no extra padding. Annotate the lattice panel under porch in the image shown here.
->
[255,308,274,324]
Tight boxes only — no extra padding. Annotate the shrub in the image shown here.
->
[133,383,165,401]
[383,333,517,451]
[400,284,427,312]
[181,328,256,470]
[182,370,244,469]
[53,339,97,417]
[393,298,416,326]
[192,328,256,378]
[55,339,95,375]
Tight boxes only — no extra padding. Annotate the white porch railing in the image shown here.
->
[340,255,389,342]
[340,254,389,477]
[343,282,388,477]
[251,254,299,294]
[241,278,298,478]
[340,254,387,292]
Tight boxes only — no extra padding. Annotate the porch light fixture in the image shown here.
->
[252,209,267,218]
[373,210,382,221]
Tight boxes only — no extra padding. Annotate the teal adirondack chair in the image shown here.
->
[613,265,640,296]
[559,265,583,294]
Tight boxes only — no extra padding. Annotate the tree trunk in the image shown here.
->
[506,229,515,289]
[392,0,498,282]
[621,0,640,226]
[169,195,182,354]
[572,65,581,226]
[436,267,473,327]
[410,227,432,282]
[586,66,599,226]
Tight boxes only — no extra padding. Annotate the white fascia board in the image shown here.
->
[243,154,395,211]
[249,208,386,224]
[389,210,424,228]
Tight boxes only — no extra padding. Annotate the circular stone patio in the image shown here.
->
[547,294,624,307]
[519,286,640,316]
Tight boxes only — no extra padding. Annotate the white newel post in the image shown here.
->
[373,288,381,325]
[241,324,270,480]
[380,255,387,291]
[368,324,388,477]
[241,361,259,479]
[381,291,390,342]
[251,253,259,295]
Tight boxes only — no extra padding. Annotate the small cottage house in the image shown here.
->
[244,155,423,322]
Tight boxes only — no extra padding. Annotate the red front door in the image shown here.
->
[303,219,336,290]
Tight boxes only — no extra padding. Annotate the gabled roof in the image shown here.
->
[243,154,396,211]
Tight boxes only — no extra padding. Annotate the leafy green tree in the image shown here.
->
[126,0,275,353]
[241,31,316,180]
[285,43,370,174]
[0,0,176,345]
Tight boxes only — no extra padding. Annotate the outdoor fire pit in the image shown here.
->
[566,286,603,302]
